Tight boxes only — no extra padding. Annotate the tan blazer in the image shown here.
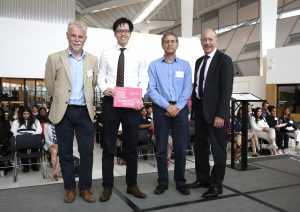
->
[44,49,99,124]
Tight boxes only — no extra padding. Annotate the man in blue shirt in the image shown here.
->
[147,32,192,195]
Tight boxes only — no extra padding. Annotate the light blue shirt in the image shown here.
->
[68,49,86,105]
[147,56,192,110]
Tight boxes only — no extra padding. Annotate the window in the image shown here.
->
[277,84,300,116]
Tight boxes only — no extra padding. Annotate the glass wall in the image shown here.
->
[0,78,102,113]
[277,84,300,117]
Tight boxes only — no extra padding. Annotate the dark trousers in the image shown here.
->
[55,105,95,190]
[194,99,226,188]
[101,96,140,188]
[153,104,189,188]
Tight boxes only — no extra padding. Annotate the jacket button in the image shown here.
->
[65,102,68,104]
[68,90,71,92]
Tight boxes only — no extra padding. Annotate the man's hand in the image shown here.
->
[103,87,115,96]
[166,105,179,117]
[213,116,224,128]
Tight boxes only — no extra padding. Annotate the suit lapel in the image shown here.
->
[194,57,203,85]
[83,54,90,84]
[206,50,220,80]
[61,50,72,84]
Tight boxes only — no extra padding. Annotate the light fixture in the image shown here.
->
[133,0,163,24]
[279,9,300,19]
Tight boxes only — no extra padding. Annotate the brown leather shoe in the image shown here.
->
[127,186,147,199]
[99,187,112,202]
[64,189,76,203]
[79,190,96,203]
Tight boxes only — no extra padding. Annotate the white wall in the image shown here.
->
[267,45,300,84]
[233,76,266,106]
[0,17,201,79]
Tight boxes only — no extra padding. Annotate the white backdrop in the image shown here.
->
[0,17,202,79]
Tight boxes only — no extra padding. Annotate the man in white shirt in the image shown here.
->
[97,17,148,202]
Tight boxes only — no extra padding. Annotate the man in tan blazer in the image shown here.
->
[44,20,98,204]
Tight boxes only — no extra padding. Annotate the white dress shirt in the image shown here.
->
[195,48,217,98]
[97,44,149,96]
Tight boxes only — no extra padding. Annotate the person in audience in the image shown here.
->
[234,107,260,157]
[250,107,277,155]
[36,106,48,138]
[266,106,287,154]
[36,107,48,124]
[10,107,42,172]
[147,32,192,196]
[261,101,270,118]
[44,119,60,181]
[248,103,254,116]
[0,107,13,175]
[139,107,152,132]
[146,105,153,119]
[31,105,38,117]
[8,104,20,126]
[97,17,148,202]
[279,106,300,153]
[44,20,98,203]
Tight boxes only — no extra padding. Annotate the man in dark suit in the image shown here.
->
[188,28,234,199]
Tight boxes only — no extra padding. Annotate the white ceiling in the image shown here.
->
[75,0,236,34]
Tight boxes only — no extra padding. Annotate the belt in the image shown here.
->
[68,104,86,108]
[168,101,177,105]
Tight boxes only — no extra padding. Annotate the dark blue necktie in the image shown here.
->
[198,55,209,99]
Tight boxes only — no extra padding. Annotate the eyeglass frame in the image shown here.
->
[115,29,131,35]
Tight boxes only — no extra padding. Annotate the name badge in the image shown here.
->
[86,69,93,78]
[175,71,184,78]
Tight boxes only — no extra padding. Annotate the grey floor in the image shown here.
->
[1,154,300,212]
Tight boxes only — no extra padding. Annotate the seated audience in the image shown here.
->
[266,106,287,154]
[279,106,300,153]
[44,120,60,181]
[261,101,270,118]
[10,107,42,172]
[250,107,277,155]
[31,105,38,117]
[234,107,260,157]
[0,107,13,175]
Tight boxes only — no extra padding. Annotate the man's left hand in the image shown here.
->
[214,116,224,128]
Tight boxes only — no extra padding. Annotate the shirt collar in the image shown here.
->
[67,48,86,60]
[162,55,178,63]
[116,44,130,51]
[206,48,217,59]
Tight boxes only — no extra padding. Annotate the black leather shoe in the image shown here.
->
[176,185,190,195]
[154,185,168,194]
[187,181,209,189]
[202,187,223,199]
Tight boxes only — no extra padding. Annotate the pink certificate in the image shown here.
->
[113,87,143,108]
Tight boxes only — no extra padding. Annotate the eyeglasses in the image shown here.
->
[115,29,131,35]
[163,40,177,44]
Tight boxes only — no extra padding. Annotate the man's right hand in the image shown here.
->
[166,105,179,117]
[103,87,115,97]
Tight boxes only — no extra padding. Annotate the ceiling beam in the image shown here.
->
[76,0,147,15]
[134,20,176,31]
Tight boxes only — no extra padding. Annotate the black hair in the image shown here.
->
[18,107,35,128]
[113,17,134,32]
[253,107,262,123]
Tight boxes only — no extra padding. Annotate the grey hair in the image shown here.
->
[67,20,87,34]
[161,32,179,44]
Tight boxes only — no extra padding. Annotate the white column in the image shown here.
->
[181,0,193,38]
[260,0,278,76]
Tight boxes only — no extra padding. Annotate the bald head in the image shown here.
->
[201,28,218,55]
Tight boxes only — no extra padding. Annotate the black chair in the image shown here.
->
[186,121,195,157]
[13,134,47,182]
[0,137,15,178]
[137,129,156,166]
